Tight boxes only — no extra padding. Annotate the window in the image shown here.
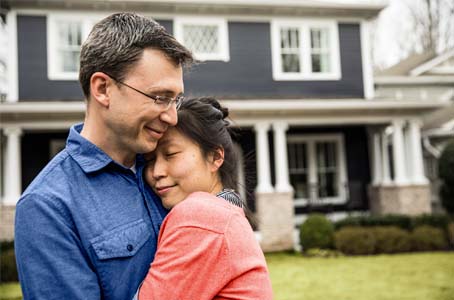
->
[174,18,229,62]
[272,20,341,80]
[47,15,97,80]
[288,134,347,206]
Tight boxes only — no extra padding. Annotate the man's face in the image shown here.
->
[105,48,184,156]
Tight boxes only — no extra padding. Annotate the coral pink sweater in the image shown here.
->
[138,192,273,300]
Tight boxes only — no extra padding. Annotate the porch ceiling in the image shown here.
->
[0,99,447,129]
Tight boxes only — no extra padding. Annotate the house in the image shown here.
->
[0,0,446,251]
[375,49,454,213]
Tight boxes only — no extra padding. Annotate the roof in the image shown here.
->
[3,0,387,18]
[376,48,454,77]
[375,51,437,76]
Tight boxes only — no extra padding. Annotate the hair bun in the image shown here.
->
[200,97,229,120]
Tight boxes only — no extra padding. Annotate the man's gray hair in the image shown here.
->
[79,12,194,98]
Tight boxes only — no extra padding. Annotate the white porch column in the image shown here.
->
[392,120,408,185]
[381,130,391,185]
[408,120,428,184]
[254,122,273,193]
[3,127,23,205]
[368,128,382,185]
[272,122,293,193]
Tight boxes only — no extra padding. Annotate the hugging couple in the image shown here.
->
[15,12,273,300]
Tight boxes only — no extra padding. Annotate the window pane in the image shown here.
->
[291,174,309,199]
[61,50,80,72]
[280,27,301,73]
[310,27,331,73]
[316,142,339,198]
[282,54,300,73]
[183,24,219,54]
[57,21,82,73]
[288,142,308,199]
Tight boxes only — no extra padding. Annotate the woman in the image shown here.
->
[137,97,273,300]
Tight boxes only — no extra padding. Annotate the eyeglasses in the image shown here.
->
[105,73,183,110]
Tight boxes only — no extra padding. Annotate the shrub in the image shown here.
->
[334,215,413,231]
[372,226,412,254]
[0,248,18,283]
[448,222,454,247]
[438,140,454,213]
[299,214,334,251]
[334,227,375,255]
[412,214,450,240]
[411,226,448,252]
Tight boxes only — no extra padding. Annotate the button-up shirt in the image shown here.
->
[15,123,167,300]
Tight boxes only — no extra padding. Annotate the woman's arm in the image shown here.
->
[138,224,229,300]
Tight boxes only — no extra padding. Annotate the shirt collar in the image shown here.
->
[66,123,115,173]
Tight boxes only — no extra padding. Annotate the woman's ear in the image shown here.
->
[90,72,112,108]
[210,147,225,172]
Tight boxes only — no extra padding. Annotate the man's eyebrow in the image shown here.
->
[147,88,183,97]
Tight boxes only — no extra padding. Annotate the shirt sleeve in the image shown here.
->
[138,225,230,300]
[15,194,101,300]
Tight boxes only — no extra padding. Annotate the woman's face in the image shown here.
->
[144,127,223,209]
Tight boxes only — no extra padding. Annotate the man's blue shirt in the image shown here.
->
[15,123,168,300]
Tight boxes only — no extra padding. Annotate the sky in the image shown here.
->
[372,0,417,69]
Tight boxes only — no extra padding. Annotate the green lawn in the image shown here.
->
[1,252,454,300]
[267,251,454,300]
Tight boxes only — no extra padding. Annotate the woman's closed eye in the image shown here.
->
[165,151,180,158]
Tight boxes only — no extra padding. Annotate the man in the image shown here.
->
[15,13,193,299]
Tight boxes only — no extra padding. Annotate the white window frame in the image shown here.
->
[271,19,341,81]
[287,134,348,206]
[174,17,229,62]
[47,14,97,80]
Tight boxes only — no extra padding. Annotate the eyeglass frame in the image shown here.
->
[104,72,184,110]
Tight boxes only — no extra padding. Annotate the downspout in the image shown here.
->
[423,136,441,159]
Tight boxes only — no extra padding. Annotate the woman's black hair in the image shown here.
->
[176,97,238,190]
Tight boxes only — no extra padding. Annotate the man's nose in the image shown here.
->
[160,105,178,126]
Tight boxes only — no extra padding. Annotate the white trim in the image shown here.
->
[174,17,229,62]
[374,75,454,85]
[271,19,341,81]
[360,20,374,99]
[47,13,99,80]
[287,133,348,205]
[409,49,454,77]
[6,11,18,102]
[15,8,368,23]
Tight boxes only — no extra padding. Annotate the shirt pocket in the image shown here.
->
[90,219,150,260]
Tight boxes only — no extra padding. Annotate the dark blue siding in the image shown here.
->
[18,16,83,100]
[17,16,172,101]
[184,22,364,99]
[17,15,363,100]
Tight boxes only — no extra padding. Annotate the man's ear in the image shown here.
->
[211,147,225,172]
[90,72,112,108]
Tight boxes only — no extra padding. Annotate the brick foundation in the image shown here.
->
[0,205,15,241]
[256,191,294,252]
[368,184,431,215]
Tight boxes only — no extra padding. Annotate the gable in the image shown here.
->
[410,49,454,76]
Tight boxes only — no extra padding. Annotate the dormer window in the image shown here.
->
[174,18,229,62]
[272,20,341,81]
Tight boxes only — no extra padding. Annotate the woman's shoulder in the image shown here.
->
[166,191,243,234]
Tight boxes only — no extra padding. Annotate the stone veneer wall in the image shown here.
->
[0,205,15,241]
[368,184,431,215]
[256,191,294,252]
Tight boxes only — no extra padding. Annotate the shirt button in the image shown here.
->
[127,244,134,252]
